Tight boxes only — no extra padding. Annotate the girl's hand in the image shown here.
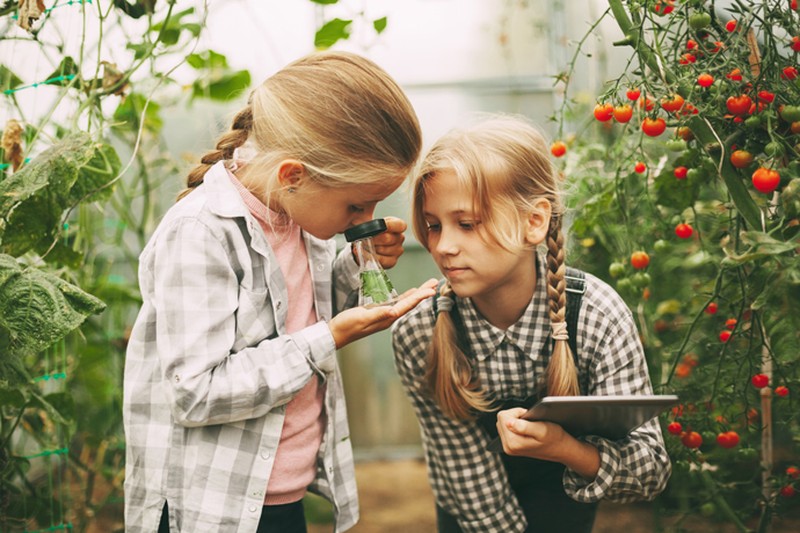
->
[496,407,601,480]
[329,279,438,348]
[371,216,407,269]
[496,407,570,462]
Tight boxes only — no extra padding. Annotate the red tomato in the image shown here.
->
[705,302,718,314]
[751,374,769,388]
[675,223,693,239]
[726,95,753,115]
[630,251,650,270]
[780,485,796,498]
[676,126,694,140]
[626,88,641,101]
[793,0,799,11]
[792,122,800,134]
[751,167,781,194]
[661,94,685,112]
[725,20,737,32]
[782,66,799,80]
[550,141,567,157]
[613,104,633,123]
[667,421,683,435]
[757,90,775,103]
[730,150,754,169]
[686,39,698,50]
[712,41,725,53]
[719,330,732,343]
[642,117,666,137]
[638,97,655,111]
[674,166,688,179]
[791,37,800,52]
[681,431,703,449]
[635,161,647,173]
[716,431,740,449]
[725,318,737,330]
[775,386,790,397]
[726,68,743,81]
[594,103,614,122]
[697,73,714,87]
[679,53,697,65]
[787,466,800,479]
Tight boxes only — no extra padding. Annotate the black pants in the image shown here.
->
[158,500,307,533]
[433,400,599,533]
[435,460,598,533]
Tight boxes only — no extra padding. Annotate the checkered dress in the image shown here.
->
[391,258,671,533]
[123,162,360,532]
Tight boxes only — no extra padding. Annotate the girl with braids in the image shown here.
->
[391,114,670,533]
[123,50,437,533]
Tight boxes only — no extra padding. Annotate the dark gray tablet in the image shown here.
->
[487,394,679,453]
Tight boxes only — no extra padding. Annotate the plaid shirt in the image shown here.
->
[123,162,360,532]
[392,257,671,533]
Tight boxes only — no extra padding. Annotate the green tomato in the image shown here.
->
[653,239,670,253]
[609,262,626,278]
[700,503,716,517]
[616,278,633,294]
[666,139,687,152]
[631,272,651,288]
[764,141,784,158]
[782,105,800,122]
[686,168,703,180]
[744,115,762,130]
[688,12,712,30]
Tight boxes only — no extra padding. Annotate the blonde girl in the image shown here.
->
[392,114,670,533]
[123,51,436,533]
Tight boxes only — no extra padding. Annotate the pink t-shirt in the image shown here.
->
[228,171,326,505]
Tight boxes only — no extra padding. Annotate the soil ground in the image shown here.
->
[306,458,800,533]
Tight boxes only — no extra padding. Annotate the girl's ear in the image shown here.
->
[276,159,307,188]
[524,198,552,245]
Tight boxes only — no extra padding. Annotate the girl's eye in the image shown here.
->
[349,205,365,213]
[459,221,478,230]
[426,223,440,232]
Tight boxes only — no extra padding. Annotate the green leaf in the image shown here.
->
[0,254,106,360]
[68,143,121,204]
[112,93,163,134]
[315,18,352,49]
[309,0,340,4]
[721,231,797,265]
[191,69,251,102]
[0,65,23,93]
[373,17,387,34]
[0,132,93,220]
[654,168,700,210]
[45,57,79,86]
[126,42,150,60]
[186,50,229,70]
[0,382,26,408]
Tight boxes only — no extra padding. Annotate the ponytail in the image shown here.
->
[425,283,492,420]
[177,104,254,201]
[544,215,580,396]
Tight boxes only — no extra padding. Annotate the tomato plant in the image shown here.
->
[550,141,567,157]
[553,0,800,528]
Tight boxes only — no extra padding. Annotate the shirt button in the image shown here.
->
[316,264,324,272]
[261,450,270,460]
[249,505,258,513]
[252,490,263,498]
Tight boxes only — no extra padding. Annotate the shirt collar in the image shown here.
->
[457,254,551,362]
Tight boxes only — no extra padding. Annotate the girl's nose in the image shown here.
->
[434,229,458,256]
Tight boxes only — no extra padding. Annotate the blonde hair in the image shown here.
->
[180,51,422,201]
[412,114,579,420]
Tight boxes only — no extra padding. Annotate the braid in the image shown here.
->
[544,215,580,396]
[426,283,492,420]
[177,105,254,201]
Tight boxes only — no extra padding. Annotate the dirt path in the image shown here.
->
[308,458,800,533]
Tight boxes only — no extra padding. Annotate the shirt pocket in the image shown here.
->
[233,286,275,351]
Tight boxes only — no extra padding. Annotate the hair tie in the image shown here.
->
[230,141,258,172]
[552,321,569,341]
[436,295,454,314]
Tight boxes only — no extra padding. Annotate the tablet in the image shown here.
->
[487,394,679,453]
